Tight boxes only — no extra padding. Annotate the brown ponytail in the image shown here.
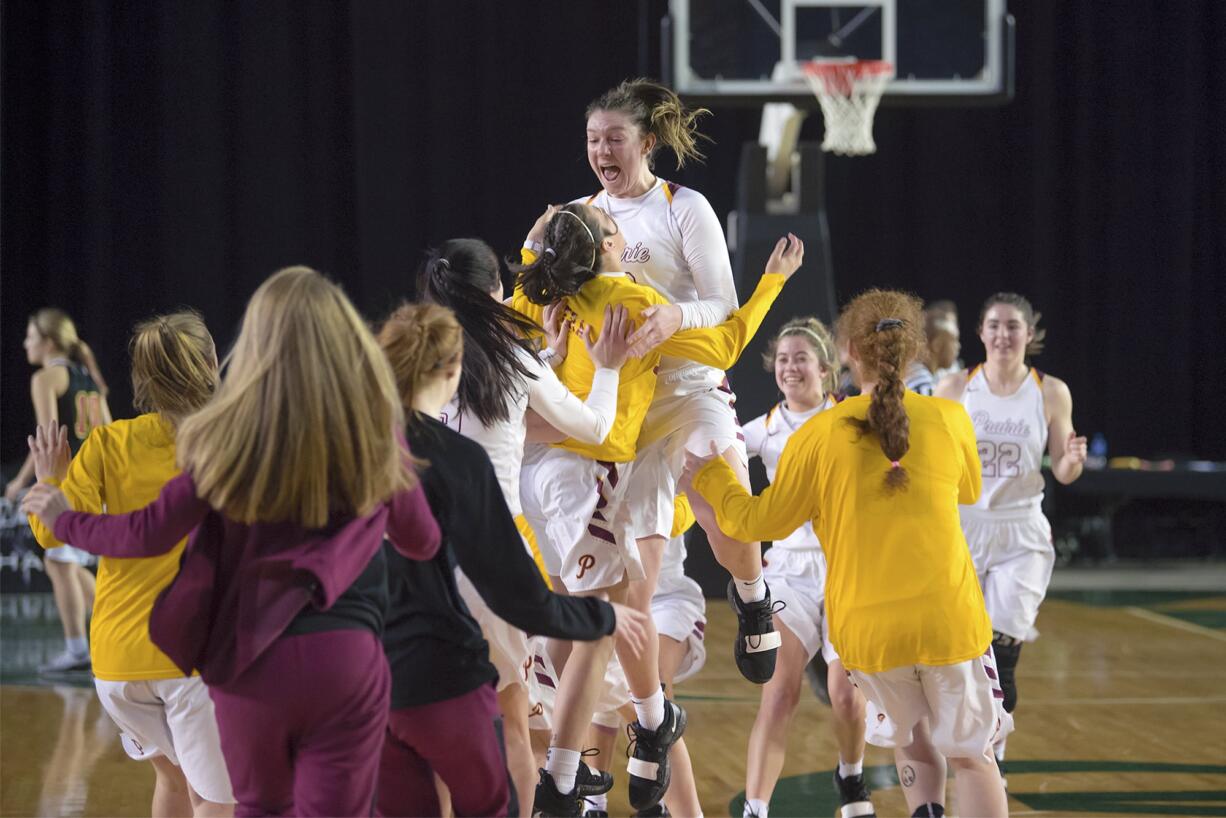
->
[130,310,218,427]
[30,307,110,395]
[587,78,712,168]
[836,290,925,494]
[377,302,464,414]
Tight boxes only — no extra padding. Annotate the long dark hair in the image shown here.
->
[510,204,607,306]
[418,238,539,426]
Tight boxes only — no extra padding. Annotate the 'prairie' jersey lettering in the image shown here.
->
[961,365,1048,513]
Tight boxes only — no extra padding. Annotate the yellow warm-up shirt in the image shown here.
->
[671,494,696,538]
[693,392,991,673]
[28,413,190,681]
[513,255,785,463]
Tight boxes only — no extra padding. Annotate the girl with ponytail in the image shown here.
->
[510,202,803,815]
[685,289,1011,818]
[26,311,233,815]
[936,292,1086,782]
[739,317,876,818]
[8,308,112,673]
[417,237,636,815]
[373,302,646,818]
[23,267,442,816]
[574,77,787,702]
[8,309,112,501]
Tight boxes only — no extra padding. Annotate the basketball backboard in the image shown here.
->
[665,0,1014,107]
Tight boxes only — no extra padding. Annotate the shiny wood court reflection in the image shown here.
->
[2,585,1225,817]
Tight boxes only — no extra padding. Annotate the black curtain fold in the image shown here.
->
[3,0,1224,463]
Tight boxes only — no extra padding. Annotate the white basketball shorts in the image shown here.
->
[520,446,641,593]
[849,648,1014,760]
[94,676,234,804]
[962,509,1055,641]
[652,565,708,684]
[628,386,747,541]
[762,547,838,664]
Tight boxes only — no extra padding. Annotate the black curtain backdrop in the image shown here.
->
[3,1,1225,465]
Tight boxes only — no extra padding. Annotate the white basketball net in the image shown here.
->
[803,59,894,156]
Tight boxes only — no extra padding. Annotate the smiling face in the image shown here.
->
[979,303,1034,367]
[586,109,656,199]
[774,334,828,407]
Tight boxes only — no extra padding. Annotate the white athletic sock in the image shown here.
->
[734,573,767,604]
[632,688,666,731]
[545,746,580,795]
[995,735,1007,762]
[587,792,608,813]
[838,756,864,778]
[66,636,88,655]
[745,797,769,818]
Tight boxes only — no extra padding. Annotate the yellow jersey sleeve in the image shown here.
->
[28,429,107,550]
[691,416,821,543]
[660,273,787,369]
[941,400,982,505]
[670,493,697,538]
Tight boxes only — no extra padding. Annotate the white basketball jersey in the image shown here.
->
[961,365,1049,513]
[577,180,738,397]
[442,347,537,518]
[742,396,835,550]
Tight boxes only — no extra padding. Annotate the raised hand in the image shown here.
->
[765,233,805,280]
[29,421,70,482]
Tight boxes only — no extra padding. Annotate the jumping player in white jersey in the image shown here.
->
[574,78,781,687]
[739,318,874,818]
[936,292,1087,774]
[418,238,632,816]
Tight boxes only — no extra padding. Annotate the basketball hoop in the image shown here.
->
[802,59,894,156]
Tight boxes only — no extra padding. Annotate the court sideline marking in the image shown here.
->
[1127,606,1226,643]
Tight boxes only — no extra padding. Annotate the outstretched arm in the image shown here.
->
[684,419,821,544]
[26,472,208,558]
[659,235,804,370]
[449,453,617,642]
